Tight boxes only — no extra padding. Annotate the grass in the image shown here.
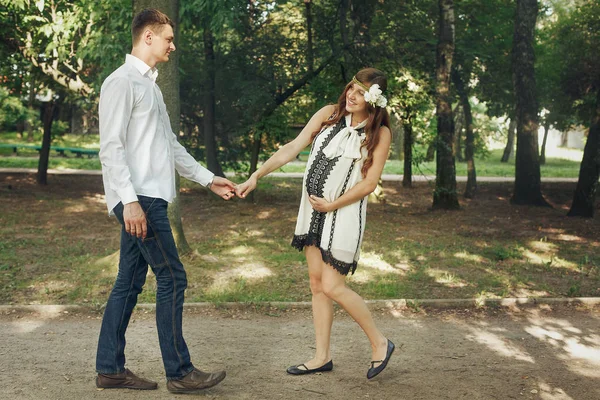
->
[0,131,584,177]
[1,172,598,305]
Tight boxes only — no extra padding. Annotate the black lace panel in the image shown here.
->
[291,117,362,276]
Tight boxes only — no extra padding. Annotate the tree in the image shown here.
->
[510,0,550,206]
[432,0,459,210]
[568,90,600,217]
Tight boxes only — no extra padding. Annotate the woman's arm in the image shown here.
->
[236,104,336,198]
[308,125,392,212]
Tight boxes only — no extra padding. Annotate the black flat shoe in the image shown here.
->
[287,360,333,375]
[367,339,395,379]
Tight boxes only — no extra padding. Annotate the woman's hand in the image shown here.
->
[235,175,258,199]
[308,195,334,213]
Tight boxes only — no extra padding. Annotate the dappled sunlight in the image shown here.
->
[522,250,578,269]
[227,245,255,256]
[360,252,402,273]
[83,193,106,206]
[524,317,600,377]
[8,319,47,334]
[555,234,585,243]
[454,251,486,263]
[208,262,274,293]
[465,326,535,363]
[94,251,119,276]
[538,382,575,400]
[256,211,272,220]
[428,269,469,288]
[528,240,558,253]
[62,203,93,213]
[512,288,551,297]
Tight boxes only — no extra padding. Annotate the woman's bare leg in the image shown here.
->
[298,246,334,369]
[320,264,388,364]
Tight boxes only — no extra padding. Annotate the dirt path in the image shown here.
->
[1,305,598,400]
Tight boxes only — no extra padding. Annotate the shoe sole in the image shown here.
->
[167,373,226,393]
[96,377,157,390]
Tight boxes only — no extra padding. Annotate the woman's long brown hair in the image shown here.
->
[312,68,391,177]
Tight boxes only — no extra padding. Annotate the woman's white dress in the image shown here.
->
[291,114,368,275]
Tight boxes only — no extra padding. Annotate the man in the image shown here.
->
[95,9,234,394]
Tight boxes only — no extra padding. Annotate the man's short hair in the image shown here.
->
[131,8,174,45]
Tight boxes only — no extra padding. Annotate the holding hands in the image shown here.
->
[211,176,237,200]
[235,175,258,199]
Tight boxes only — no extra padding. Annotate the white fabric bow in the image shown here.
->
[322,115,367,160]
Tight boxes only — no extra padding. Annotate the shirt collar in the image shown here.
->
[126,54,158,82]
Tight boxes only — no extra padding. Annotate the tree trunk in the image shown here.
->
[452,70,477,198]
[567,89,600,218]
[402,112,413,188]
[501,117,516,162]
[453,103,464,162]
[134,0,190,253]
[432,0,459,210]
[511,0,550,206]
[305,0,314,73]
[25,73,36,142]
[425,142,435,162]
[37,102,54,185]
[203,26,225,177]
[339,0,351,82]
[540,119,550,165]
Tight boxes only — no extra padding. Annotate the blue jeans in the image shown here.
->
[96,196,194,379]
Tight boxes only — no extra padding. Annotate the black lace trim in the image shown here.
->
[291,235,357,276]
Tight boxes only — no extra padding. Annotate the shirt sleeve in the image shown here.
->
[171,133,215,187]
[98,76,138,205]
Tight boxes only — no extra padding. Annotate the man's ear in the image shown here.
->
[143,29,153,46]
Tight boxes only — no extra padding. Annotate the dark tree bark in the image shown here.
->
[433,0,459,210]
[25,73,36,142]
[452,69,477,198]
[305,0,314,73]
[37,101,54,185]
[540,119,550,165]
[568,89,600,218]
[402,112,414,188]
[203,26,225,177]
[134,0,190,253]
[501,117,516,162]
[339,0,351,82]
[425,142,435,162]
[511,0,550,206]
[453,103,464,162]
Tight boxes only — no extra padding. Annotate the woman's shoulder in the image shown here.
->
[314,104,338,122]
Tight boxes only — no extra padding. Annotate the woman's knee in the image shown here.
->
[322,280,344,300]
[309,275,323,295]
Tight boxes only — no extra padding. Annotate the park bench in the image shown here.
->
[0,143,99,158]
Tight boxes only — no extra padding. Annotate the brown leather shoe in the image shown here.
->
[167,368,226,393]
[96,369,158,390]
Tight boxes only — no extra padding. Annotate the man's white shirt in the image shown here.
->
[99,54,214,214]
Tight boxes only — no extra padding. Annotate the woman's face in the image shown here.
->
[345,82,368,114]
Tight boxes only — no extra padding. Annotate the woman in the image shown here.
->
[236,68,395,379]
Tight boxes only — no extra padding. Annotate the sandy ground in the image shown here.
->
[0,305,599,400]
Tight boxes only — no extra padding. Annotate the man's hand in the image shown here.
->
[235,175,257,199]
[308,195,334,213]
[211,176,237,200]
[123,201,147,239]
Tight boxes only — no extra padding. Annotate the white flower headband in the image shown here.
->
[352,76,388,108]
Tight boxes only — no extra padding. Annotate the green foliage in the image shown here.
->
[0,87,35,130]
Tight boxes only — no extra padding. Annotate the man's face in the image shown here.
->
[150,24,176,63]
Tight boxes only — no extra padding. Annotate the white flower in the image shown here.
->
[407,81,420,92]
[364,83,387,108]
[376,96,387,108]
[369,84,382,97]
